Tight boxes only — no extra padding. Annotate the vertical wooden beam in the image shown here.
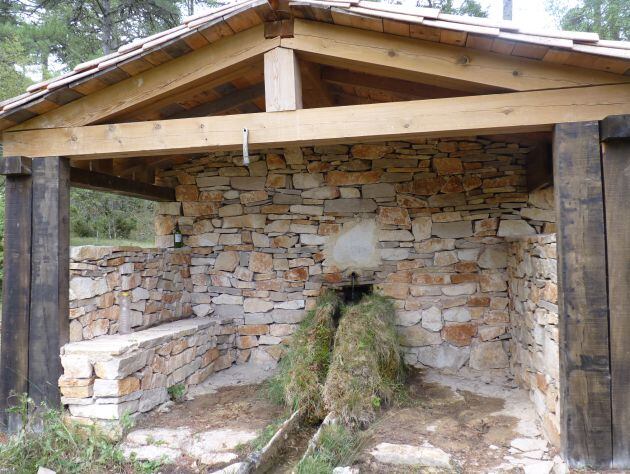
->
[553,121,613,468]
[0,157,32,431]
[264,47,303,112]
[28,157,70,407]
[601,114,630,468]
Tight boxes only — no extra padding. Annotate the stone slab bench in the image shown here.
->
[60,317,225,422]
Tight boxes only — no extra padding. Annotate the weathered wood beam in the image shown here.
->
[4,83,630,159]
[601,115,630,468]
[264,47,303,111]
[170,82,265,119]
[70,167,175,201]
[554,122,612,468]
[301,62,335,107]
[29,157,70,408]
[0,156,31,175]
[0,164,32,431]
[283,19,630,93]
[10,26,279,131]
[321,67,464,99]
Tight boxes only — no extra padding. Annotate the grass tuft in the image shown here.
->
[0,394,161,474]
[296,423,362,474]
[323,293,405,427]
[267,291,341,423]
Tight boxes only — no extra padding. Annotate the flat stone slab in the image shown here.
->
[63,317,215,357]
[510,438,548,452]
[370,442,451,468]
[122,444,182,462]
[126,427,192,449]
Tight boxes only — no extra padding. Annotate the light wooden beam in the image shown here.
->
[282,19,630,93]
[170,82,265,119]
[10,26,279,131]
[264,47,303,111]
[3,83,630,159]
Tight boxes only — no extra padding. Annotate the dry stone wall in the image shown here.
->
[60,317,231,423]
[69,246,193,342]
[153,138,556,372]
[507,234,560,447]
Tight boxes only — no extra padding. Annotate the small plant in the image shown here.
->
[296,424,362,474]
[0,393,163,473]
[323,294,406,427]
[268,291,341,423]
[167,383,186,402]
[236,419,284,455]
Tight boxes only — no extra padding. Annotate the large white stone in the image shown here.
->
[421,306,443,331]
[126,427,192,448]
[324,220,380,271]
[61,356,93,378]
[470,341,509,370]
[122,445,181,462]
[370,442,451,468]
[244,298,274,313]
[412,217,432,242]
[69,277,108,300]
[478,245,508,269]
[94,350,153,380]
[443,307,471,323]
[183,429,257,466]
[498,220,536,237]
[416,344,470,370]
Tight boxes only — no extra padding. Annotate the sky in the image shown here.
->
[480,0,573,30]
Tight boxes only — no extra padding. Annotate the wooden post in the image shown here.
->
[601,114,630,468]
[28,157,70,407]
[264,47,303,112]
[0,157,32,431]
[553,122,613,468]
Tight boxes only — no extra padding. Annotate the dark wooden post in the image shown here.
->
[601,114,630,469]
[0,157,32,431]
[28,157,70,407]
[553,122,613,468]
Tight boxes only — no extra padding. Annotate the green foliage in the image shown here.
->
[323,294,405,427]
[167,383,186,402]
[238,418,285,455]
[376,0,488,18]
[70,188,156,243]
[268,291,340,423]
[296,424,362,474]
[0,394,162,474]
[547,0,628,40]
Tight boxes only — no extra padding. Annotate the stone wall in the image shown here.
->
[69,246,193,342]
[60,318,232,423]
[152,138,556,372]
[507,234,560,447]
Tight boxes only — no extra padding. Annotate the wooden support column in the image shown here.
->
[28,157,70,407]
[601,114,630,468]
[264,47,302,112]
[0,157,32,431]
[553,122,612,468]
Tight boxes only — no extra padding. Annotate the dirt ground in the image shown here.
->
[353,369,528,473]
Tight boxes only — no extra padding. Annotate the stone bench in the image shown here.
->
[60,317,227,422]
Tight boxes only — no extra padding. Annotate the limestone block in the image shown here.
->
[412,217,432,241]
[214,251,239,272]
[396,311,422,327]
[61,355,93,379]
[442,323,476,347]
[478,245,508,269]
[243,298,274,313]
[416,344,470,370]
[362,183,395,198]
[399,325,442,347]
[293,173,323,189]
[377,207,411,227]
[138,387,169,413]
[222,214,266,229]
[470,341,509,369]
[443,307,471,322]
[213,294,243,305]
[421,306,443,331]
[498,220,536,237]
[68,400,139,420]
[94,350,153,380]
[218,204,244,217]
[94,377,140,397]
[197,176,229,187]
[432,221,472,239]
[70,277,108,300]
[290,205,323,216]
[271,309,305,324]
[370,442,451,468]
[324,198,377,213]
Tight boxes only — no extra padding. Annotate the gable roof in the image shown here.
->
[1,0,629,132]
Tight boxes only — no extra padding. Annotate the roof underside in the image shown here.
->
[1,0,629,133]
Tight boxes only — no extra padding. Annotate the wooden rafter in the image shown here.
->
[9,26,279,131]
[169,82,265,119]
[321,67,464,99]
[70,168,175,201]
[4,83,629,159]
[283,19,630,93]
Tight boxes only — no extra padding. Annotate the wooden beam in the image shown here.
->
[0,169,32,431]
[170,82,265,119]
[301,62,335,107]
[283,19,630,93]
[10,26,279,131]
[321,67,463,99]
[4,83,630,159]
[601,119,630,468]
[601,114,630,141]
[554,122,612,468]
[264,47,303,111]
[29,157,70,408]
[70,167,175,201]
[0,156,31,176]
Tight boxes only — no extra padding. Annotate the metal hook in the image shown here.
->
[242,127,250,166]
